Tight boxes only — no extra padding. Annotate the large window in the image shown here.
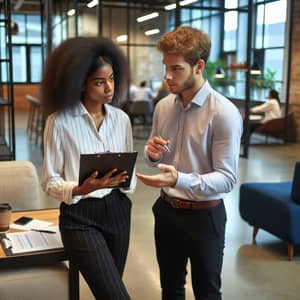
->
[253,0,287,94]
[220,0,287,100]
[169,1,222,61]
[0,13,42,83]
[224,0,238,52]
[39,0,288,102]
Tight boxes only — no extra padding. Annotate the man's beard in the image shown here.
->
[178,69,196,94]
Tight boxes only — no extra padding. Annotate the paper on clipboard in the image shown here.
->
[79,151,138,187]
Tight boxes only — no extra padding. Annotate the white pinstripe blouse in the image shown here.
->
[41,102,137,205]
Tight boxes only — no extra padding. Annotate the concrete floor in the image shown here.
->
[14,111,300,300]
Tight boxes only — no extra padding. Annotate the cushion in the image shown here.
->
[0,161,40,210]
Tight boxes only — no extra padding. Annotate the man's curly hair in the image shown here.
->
[157,26,211,66]
[41,36,128,116]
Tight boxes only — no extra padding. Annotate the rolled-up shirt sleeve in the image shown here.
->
[41,114,81,205]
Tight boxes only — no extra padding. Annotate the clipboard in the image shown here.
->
[0,228,63,256]
[79,151,138,188]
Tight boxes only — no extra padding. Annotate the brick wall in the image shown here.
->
[290,1,300,141]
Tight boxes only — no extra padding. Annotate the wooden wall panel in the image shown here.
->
[2,84,40,111]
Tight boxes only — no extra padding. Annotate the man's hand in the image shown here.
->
[136,163,178,188]
[73,169,128,196]
[147,136,170,161]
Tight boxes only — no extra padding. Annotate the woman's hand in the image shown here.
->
[146,136,170,161]
[73,169,128,196]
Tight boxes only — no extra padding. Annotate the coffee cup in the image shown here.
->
[0,203,12,232]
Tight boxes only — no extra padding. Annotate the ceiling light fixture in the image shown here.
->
[250,62,261,75]
[116,35,128,42]
[13,0,24,11]
[180,0,198,6]
[145,29,160,36]
[10,22,19,35]
[215,68,225,79]
[67,9,76,16]
[137,12,159,23]
[164,3,176,10]
[164,0,199,10]
[87,0,98,8]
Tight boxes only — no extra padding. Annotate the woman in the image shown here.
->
[250,89,282,123]
[246,89,282,138]
[41,36,136,300]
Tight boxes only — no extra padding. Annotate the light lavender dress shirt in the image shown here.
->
[146,81,243,201]
[42,102,136,205]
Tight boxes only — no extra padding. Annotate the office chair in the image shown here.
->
[128,100,153,139]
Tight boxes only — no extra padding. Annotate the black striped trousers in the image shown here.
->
[59,189,132,300]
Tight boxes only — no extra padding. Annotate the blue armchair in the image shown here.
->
[239,161,300,260]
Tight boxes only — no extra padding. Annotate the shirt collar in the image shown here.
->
[71,102,110,117]
[174,80,212,107]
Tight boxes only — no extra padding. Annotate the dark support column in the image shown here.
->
[75,0,79,37]
[242,0,253,158]
[97,0,103,35]
[127,1,131,100]
[175,0,181,27]
[284,0,294,143]
[45,0,53,54]
[5,0,16,160]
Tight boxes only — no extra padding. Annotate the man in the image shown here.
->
[134,80,155,102]
[136,26,242,300]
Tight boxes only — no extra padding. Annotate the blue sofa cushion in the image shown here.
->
[292,161,300,204]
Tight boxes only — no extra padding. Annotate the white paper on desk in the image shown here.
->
[6,226,63,254]
[10,219,53,231]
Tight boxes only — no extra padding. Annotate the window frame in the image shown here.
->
[0,12,43,84]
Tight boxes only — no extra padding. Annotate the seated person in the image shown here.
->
[243,89,282,141]
[133,81,154,102]
[250,89,282,124]
[241,90,282,143]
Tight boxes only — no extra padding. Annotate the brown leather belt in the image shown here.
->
[160,191,221,210]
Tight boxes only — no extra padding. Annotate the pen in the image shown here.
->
[158,136,171,153]
[31,228,56,234]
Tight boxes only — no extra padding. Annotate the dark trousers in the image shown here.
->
[152,197,226,300]
[59,190,132,300]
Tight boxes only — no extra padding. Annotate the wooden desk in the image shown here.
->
[0,209,79,300]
